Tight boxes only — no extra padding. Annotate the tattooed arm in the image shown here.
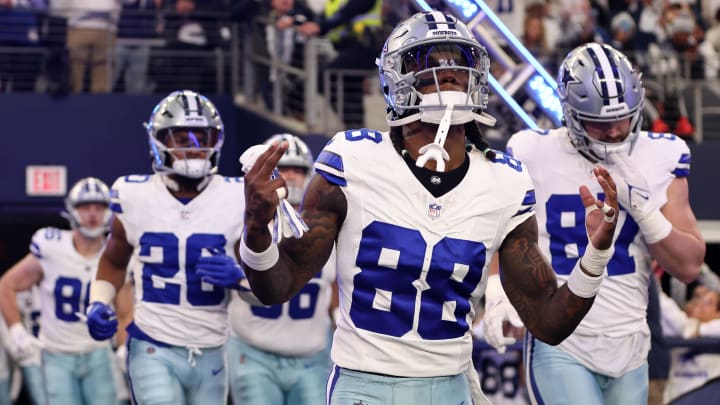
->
[243,142,345,304]
[498,168,618,345]
[498,217,594,345]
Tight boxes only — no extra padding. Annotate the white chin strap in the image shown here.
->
[388,91,496,173]
[415,102,454,172]
[79,226,105,238]
[172,159,211,179]
[161,173,211,192]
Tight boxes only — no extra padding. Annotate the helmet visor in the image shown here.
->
[401,43,484,73]
[160,127,222,149]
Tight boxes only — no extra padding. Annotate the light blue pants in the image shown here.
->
[0,377,8,405]
[326,366,472,405]
[22,365,45,405]
[227,337,330,405]
[41,346,117,405]
[126,337,227,405]
[527,337,648,405]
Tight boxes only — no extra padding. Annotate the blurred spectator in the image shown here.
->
[523,3,556,69]
[610,11,637,50]
[698,6,720,78]
[555,0,611,55]
[265,0,314,117]
[661,0,706,77]
[113,0,163,93]
[0,0,47,92]
[155,0,223,94]
[53,0,122,93]
[658,271,720,404]
[296,0,383,129]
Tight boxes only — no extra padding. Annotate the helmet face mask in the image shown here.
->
[377,11,495,127]
[64,177,111,238]
[146,90,224,178]
[557,43,645,162]
[263,134,313,205]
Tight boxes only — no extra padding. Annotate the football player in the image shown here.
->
[241,11,619,405]
[493,42,705,404]
[85,90,256,405]
[0,177,118,405]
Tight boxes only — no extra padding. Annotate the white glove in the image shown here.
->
[115,344,128,374]
[482,275,524,354]
[239,145,309,243]
[610,157,672,243]
[8,323,42,366]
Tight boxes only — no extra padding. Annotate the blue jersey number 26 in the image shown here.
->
[139,232,228,306]
[349,221,486,340]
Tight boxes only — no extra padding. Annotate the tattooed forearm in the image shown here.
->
[499,217,595,345]
[245,176,345,305]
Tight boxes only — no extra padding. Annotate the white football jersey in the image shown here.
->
[314,129,536,377]
[110,174,245,348]
[30,227,108,353]
[228,249,336,356]
[507,128,691,376]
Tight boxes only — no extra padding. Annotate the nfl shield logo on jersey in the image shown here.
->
[428,203,442,220]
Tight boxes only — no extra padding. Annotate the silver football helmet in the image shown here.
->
[145,90,224,178]
[63,177,111,238]
[557,42,645,162]
[264,134,314,205]
[377,11,495,128]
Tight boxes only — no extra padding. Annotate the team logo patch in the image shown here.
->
[428,203,442,219]
[146,347,155,354]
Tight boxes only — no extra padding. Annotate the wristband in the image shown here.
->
[485,274,504,303]
[567,260,604,298]
[89,279,117,305]
[239,236,279,271]
[637,209,673,244]
[579,242,613,277]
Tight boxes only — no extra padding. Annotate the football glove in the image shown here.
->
[196,251,246,289]
[610,157,672,243]
[481,274,524,354]
[8,323,42,366]
[86,301,118,341]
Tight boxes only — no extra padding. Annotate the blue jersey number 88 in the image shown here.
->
[349,221,486,340]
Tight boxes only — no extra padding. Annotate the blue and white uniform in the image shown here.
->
[507,128,691,404]
[227,253,335,405]
[110,173,244,405]
[31,227,116,405]
[315,129,536,404]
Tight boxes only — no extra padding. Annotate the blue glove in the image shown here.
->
[86,302,118,341]
[196,251,246,289]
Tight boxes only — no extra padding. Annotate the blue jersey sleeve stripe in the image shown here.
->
[678,153,691,164]
[29,242,41,258]
[522,190,536,205]
[110,202,123,213]
[316,170,347,186]
[513,206,534,217]
[317,150,344,172]
[672,168,690,177]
